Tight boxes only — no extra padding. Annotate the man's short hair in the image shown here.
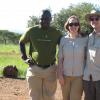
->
[39,9,52,19]
[42,9,51,17]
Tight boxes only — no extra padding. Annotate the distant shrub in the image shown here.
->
[3,65,18,78]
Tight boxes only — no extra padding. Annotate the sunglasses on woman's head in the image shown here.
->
[89,16,100,21]
[68,22,79,27]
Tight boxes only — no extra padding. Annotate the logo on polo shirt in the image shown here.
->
[37,39,52,42]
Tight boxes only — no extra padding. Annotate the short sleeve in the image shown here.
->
[58,36,65,59]
[19,28,31,43]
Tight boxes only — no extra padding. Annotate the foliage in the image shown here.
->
[0,44,29,78]
[52,3,94,36]
[27,2,99,36]
[1,2,100,78]
[27,16,39,27]
[3,65,18,78]
[0,30,21,44]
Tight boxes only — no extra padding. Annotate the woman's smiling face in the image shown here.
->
[68,17,79,34]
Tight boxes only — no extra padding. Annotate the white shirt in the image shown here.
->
[83,33,100,81]
[59,34,88,76]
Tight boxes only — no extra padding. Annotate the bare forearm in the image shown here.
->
[19,42,27,60]
[58,58,63,76]
[58,57,64,85]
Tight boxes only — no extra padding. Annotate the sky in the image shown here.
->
[0,0,99,33]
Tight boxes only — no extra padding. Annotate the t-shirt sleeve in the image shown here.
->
[19,28,31,43]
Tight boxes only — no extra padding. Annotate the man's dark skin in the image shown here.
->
[19,10,52,64]
[19,10,63,100]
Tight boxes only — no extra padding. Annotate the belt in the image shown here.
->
[37,62,54,69]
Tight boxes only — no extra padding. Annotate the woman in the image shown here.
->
[58,15,88,100]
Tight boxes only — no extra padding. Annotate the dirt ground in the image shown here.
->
[0,77,30,100]
[0,77,84,100]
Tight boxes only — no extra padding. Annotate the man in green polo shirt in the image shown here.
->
[19,9,63,100]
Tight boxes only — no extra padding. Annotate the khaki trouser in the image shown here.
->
[61,76,83,100]
[26,64,57,100]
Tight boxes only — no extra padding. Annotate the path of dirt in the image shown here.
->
[0,77,84,100]
[0,77,30,100]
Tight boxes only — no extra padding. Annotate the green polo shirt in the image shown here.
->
[20,25,62,65]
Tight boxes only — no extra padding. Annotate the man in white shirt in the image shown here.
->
[83,9,100,100]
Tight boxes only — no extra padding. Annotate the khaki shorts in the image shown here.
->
[26,64,57,100]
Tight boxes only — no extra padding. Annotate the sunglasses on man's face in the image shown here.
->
[68,22,79,27]
[89,16,100,21]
